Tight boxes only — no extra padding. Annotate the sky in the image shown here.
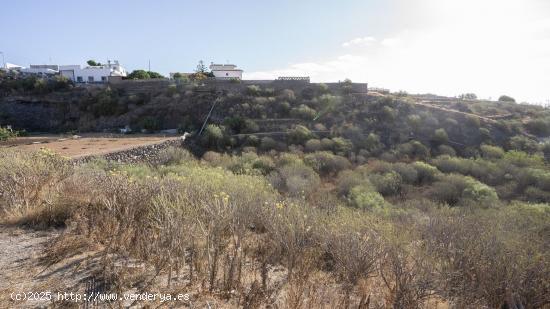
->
[1,0,550,103]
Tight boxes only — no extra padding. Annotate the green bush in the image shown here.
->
[332,137,353,155]
[304,151,351,176]
[429,174,498,206]
[432,128,449,145]
[0,127,18,141]
[336,169,370,196]
[304,139,322,152]
[437,145,456,156]
[480,144,505,159]
[290,104,317,120]
[260,137,277,151]
[348,184,387,210]
[397,141,430,160]
[369,171,402,196]
[202,124,225,149]
[412,162,440,184]
[525,118,550,137]
[509,135,539,154]
[288,125,314,145]
[246,85,261,96]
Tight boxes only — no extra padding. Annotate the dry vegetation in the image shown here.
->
[0,146,548,308]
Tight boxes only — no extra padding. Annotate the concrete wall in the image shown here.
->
[109,78,368,95]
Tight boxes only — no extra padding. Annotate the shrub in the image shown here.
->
[270,163,320,197]
[412,162,440,184]
[0,149,73,225]
[202,124,225,149]
[336,169,370,196]
[279,89,296,101]
[525,118,550,137]
[437,145,456,156]
[369,171,402,196]
[288,125,314,145]
[509,135,539,154]
[347,184,387,209]
[461,177,499,205]
[332,137,353,155]
[397,141,430,160]
[304,139,322,152]
[304,151,351,176]
[246,85,261,96]
[503,151,544,168]
[432,128,449,145]
[498,95,516,103]
[259,137,277,151]
[428,174,468,205]
[480,144,505,159]
[0,126,18,141]
[320,138,335,151]
[324,221,381,284]
[392,163,419,184]
[364,133,384,155]
[290,104,317,120]
[156,147,195,166]
[428,174,498,206]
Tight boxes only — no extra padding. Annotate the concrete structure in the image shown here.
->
[209,63,243,80]
[60,60,127,83]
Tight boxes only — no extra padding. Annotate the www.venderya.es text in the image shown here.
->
[11,291,190,303]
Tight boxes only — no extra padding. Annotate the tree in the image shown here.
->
[498,95,516,103]
[195,60,208,73]
[459,93,477,100]
[127,70,150,80]
[147,71,164,79]
[87,60,101,66]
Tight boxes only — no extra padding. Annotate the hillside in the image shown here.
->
[1,76,549,308]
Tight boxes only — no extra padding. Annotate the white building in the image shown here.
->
[20,64,59,75]
[59,60,127,83]
[3,63,24,71]
[209,63,243,80]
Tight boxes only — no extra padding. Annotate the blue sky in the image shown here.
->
[2,0,550,103]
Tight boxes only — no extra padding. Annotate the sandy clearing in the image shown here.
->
[0,134,179,158]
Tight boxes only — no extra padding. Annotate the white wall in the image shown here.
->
[212,70,242,79]
[73,67,111,83]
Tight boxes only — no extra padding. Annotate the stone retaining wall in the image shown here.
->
[74,138,184,165]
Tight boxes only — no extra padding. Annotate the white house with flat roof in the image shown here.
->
[209,63,243,80]
[59,60,127,83]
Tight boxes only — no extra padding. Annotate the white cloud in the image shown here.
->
[380,37,400,47]
[342,36,377,48]
[246,0,550,103]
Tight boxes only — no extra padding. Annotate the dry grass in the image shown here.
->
[1,148,548,308]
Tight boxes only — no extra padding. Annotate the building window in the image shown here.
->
[101,76,107,82]
[88,76,94,82]
[76,76,83,82]
[226,73,229,76]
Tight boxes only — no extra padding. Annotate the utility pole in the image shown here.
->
[148,59,151,72]
[0,52,5,69]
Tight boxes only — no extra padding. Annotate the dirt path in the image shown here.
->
[0,226,98,308]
